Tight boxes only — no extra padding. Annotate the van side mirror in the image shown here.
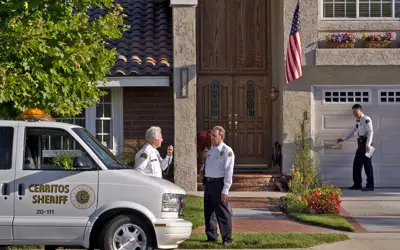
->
[73,156,94,170]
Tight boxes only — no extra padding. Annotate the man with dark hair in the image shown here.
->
[337,104,374,191]
[200,126,234,245]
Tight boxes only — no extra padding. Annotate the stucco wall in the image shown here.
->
[278,0,400,174]
[172,5,198,191]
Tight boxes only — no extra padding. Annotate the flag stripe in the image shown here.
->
[285,1,302,84]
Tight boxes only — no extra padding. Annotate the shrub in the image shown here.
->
[119,140,144,167]
[305,184,342,214]
[280,193,309,214]
[288,113,322,196]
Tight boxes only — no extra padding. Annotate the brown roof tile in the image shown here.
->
[88,0,172,76]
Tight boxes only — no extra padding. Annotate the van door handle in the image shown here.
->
[1,183,10,196]
[18,184,25,196]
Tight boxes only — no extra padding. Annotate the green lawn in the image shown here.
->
[288,213,355,232]
[179,232,350,249]
[183,195,204,229]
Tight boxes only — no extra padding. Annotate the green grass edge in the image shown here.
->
[288,213,356,232]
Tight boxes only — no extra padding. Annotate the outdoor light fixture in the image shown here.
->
[270,86,280,101]
[181,68,188,98]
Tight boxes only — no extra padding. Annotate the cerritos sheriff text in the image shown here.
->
[29,184,69,204]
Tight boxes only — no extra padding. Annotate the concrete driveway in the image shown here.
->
[341,188,400,232]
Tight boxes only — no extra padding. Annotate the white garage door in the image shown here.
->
[313,86,400,188]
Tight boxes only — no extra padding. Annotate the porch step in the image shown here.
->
[197,173,281,192]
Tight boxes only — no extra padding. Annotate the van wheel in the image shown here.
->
[99,214,154,250]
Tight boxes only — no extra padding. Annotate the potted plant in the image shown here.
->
[197,130,212,172]
[325,32,356,48]
[362,32,392,48]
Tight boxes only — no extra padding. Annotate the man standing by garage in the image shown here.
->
[200,126,234,245]
[337,104,374,191]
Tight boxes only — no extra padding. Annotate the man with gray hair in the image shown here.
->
[200,125,234,245]
[134,126,173,178]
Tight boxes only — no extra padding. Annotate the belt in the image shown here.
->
[205,177,224,181]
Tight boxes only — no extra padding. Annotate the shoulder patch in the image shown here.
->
[220,151,224,156]
[140,152,148,159]
[228,151,233,157]
[366,119,370,123]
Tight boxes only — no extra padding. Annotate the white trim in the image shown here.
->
[85,107,96,135]
[319,0,400,20]
[378,89,400,105]
[99,76,170,87]
[111,88,124,155]
[170,0,197,6]
[322,89,372,105]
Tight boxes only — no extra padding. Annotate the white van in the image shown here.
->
[0,109,192,250]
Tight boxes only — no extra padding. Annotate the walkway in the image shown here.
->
[192,197,337,233]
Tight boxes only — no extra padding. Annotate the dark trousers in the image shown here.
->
[353,141,374,188]
[204,179,232,242]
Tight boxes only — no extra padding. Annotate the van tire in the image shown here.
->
[99,214,155,250]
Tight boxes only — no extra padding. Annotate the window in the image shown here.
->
[52,88,124,155]
[322,0,400,18]
[323,90,371,104]
[55,110,86,127]
[96,89,113,148]
[0,127,14,170]
[23,127,96,171]
[379,89,400,104]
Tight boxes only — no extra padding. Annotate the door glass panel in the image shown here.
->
[247,81,255,118]
[23,127,95,171]
[211,81,220,119]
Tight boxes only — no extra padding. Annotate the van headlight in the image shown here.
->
[162,193,185,214]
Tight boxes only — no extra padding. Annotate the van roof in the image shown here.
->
[0,119,82,130]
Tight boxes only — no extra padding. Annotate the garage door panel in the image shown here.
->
[321,166,367,187]
[323,115,355,129]
[379,167,400,180]
[380,138,400,155]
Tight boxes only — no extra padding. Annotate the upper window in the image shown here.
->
[322,0,400,18]
[323,89,371,104]
[0,127,14,170]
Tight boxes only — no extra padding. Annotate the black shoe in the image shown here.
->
[348,185,362,190]
[362,187,374,191]
[222,240,233,245]
[204,239,218,243]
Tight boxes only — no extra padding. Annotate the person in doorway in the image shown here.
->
[200,126,234,245]
[134,126,173,178]
[337,104,374,191]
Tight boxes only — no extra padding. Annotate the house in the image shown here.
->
[72,0,400,191]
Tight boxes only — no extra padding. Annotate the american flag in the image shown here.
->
[285,0,302,84]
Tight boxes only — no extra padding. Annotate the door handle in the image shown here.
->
[1,183,10,196]
[234,114,238,134]
[18,184,25,196]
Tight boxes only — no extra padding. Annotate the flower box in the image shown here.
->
[326,41,355,48]
[362,32,393,48]
[325,33,357,49]
[364,40,392,48]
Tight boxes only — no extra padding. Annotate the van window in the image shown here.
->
[0,127,14,170]
[24,127,96,171]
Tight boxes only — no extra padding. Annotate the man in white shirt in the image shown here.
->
[337,104,374,191]
[134,126,173,178]
[200,126,234,245]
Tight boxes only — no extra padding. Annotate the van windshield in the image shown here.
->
[72,127,130,169]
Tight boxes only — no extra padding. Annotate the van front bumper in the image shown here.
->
[153,219,192,249]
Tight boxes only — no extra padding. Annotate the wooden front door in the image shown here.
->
[196,0,271,168]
